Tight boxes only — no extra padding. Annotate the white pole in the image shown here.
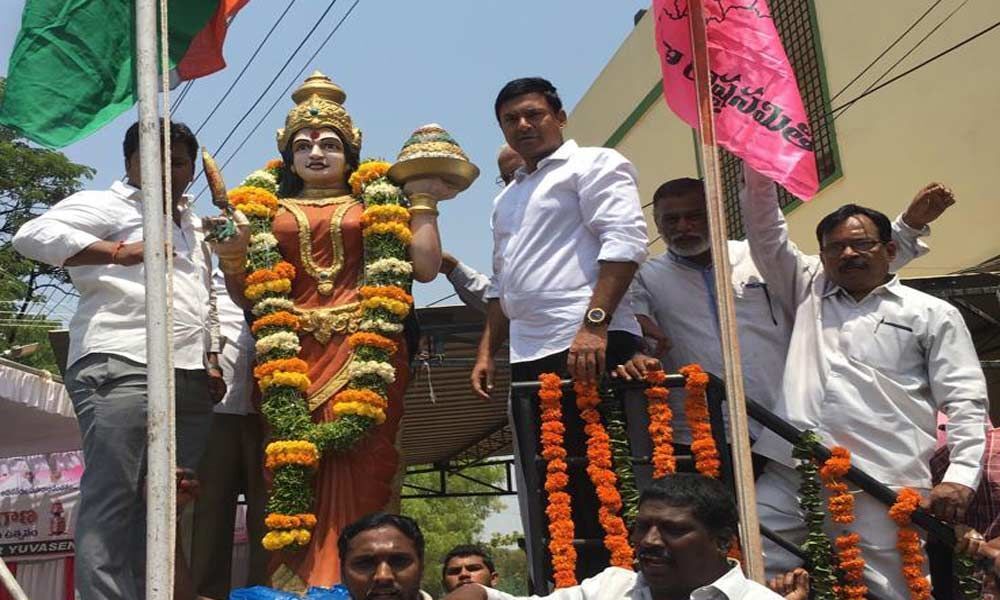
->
[0,558,28,600]
[688,0,764,581]
[134,0,176,598]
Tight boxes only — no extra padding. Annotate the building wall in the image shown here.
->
[566,1,1000,274]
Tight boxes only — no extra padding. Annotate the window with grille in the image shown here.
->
[720,0,840,239]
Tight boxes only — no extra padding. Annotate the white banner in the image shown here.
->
[0,451,82,560]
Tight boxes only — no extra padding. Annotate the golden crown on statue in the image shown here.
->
[276,71,362,154]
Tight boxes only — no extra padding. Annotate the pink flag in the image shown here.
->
[653,0,819,200]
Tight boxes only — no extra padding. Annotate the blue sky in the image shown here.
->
[1,0,650,309]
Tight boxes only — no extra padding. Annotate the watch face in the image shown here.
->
[587,308,607,324]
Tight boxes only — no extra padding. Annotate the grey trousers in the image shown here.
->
[189,413,268,599]
[65,353,214,600]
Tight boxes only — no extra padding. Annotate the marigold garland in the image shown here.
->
[793,431,838,600]
[233,158,413,551]
[574,381,634,570]
[678,364,720,478]
[889,488,931,600]
[644,369,676,478]
[538,373,577,588]
[820,447,867,600]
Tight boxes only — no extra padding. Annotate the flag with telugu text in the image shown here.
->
[653,0,819,200]
[0,0,249,148]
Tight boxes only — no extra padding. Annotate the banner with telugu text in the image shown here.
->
[0,451,82,561]
[653,0,820,200]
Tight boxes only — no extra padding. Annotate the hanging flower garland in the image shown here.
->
[793,431,838,600]
[644,369,676,478]
[574,381,634,570]
[235,159,413,551]
[678,364,720,478]
[819,447,867,600]
[888,488,932,600]
[538,373,577,588]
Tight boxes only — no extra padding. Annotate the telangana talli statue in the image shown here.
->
[209,71,468,591]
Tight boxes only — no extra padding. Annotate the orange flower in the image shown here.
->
[890,488,930,600]
[359,285,413,305]
[645,369,675,478]
[254,357,308,380]
[229,186,279,211]
[348,332,398,353]
[679,364,720,478]
[265,159,284,170]
[252,311,301,334]
[273,261,296,280]
[538,373,577,588]
[334,388,388,409]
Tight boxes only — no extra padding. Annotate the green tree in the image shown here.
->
[0,77,95,372]
[401,463,527,598]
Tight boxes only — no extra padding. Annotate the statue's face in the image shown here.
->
[290,127,347,188]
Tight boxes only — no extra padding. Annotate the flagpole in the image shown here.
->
[687,0,765,581]
[135,0,176,598]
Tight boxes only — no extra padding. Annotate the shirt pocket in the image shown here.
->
[847,317,923,374]
[737,281,778,326]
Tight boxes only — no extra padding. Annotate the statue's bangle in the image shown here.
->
[219,255,247,275]
[408,193,439,215]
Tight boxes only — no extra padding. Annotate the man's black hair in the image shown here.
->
[652,177,705,210]
[441,544,496,579]
[276,128,360,198]
[122,120,199,163]
[640,473,738,540]
[337,513,425,564]
[815,203,893,246]
[494,77,562,121]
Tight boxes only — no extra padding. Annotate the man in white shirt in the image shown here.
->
[440,145,525,313]
[12,121,219,600]
[470,77,647,577]
[189,271,267,598]
[618,177,951,452]
[739,169,988,599]
[442,474,785,600]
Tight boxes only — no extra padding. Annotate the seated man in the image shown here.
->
[442,473,785,600]
[338,513,432,600]
[442,544,500,592]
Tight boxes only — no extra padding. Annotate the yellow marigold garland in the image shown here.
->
[233,158,413,552]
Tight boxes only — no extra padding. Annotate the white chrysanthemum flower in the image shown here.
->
[359,318,404,334]
[242,170,278,194]
[349,360,396,384]
[363,180,402,202]
[255,331,300,354]
[250,232,279,252]
[252,297,295,316]
[366,257,413,277]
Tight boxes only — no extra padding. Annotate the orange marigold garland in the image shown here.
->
[644,369,676,478]
[820,447,867,599]
[574,381,635,570]
[889,488,931,600]
[538,373,577,588]
[678,364,720,478]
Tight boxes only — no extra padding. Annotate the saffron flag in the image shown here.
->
[652,0,819,200]
[0,0,249,148]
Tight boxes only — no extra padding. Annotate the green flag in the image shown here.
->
[0,0,247,148]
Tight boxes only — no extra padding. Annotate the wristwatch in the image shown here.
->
[584,307,611,327]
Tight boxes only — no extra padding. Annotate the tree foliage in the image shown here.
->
[0,77,95,371]
[401,463,527,598]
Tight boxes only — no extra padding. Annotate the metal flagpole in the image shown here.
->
[134,0,177,598]
[687,0,765,581]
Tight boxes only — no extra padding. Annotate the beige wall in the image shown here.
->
[567,1,1000,274]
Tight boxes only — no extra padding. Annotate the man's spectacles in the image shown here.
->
[820,239,882,257]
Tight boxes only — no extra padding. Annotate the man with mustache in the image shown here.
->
[441,474,788,600]
[739,168,988,599]
[441,544,499,593]
[616,176,952,462]
[339,513,432,600]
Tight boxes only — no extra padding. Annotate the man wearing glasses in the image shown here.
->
[739,167,987,599]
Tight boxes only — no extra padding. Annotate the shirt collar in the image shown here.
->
[112,180,195,216]
[667,249,713,271]
[513,139,578,180]
[822,273,903,301]
[691,561,748,599]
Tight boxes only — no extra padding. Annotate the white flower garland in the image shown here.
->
[252,297,296,316]
[365,257,413,278]
[358,318,405,334]
[255,330,301,355]
[242,170,278,194]
[348,360,397,384]
[251,232,279,252]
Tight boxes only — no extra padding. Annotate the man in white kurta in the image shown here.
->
[739,168,987,599]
